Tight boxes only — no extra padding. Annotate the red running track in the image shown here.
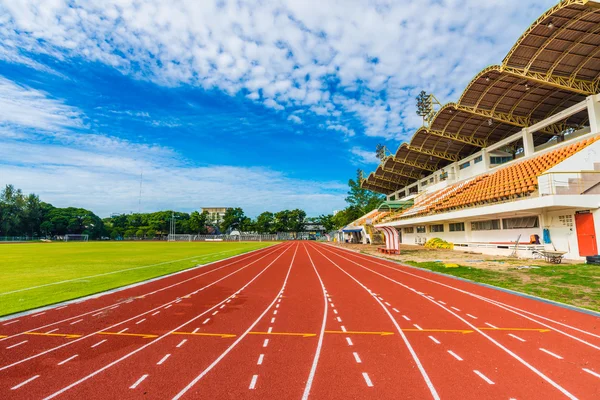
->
[0,242,598,399]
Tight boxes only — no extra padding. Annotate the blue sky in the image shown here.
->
[0,0,555,217]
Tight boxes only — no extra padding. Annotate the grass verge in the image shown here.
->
[0,241,274,317]
[399,259,599,312]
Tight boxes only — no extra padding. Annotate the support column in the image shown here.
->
[587,94,600,134]
[522,128,535,157]
[481,148,490,171]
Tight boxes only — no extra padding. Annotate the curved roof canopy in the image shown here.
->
[363,0,600,194]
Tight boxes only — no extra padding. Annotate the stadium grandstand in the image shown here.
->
[351,0,600,261]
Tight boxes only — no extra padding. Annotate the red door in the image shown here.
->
[575,212,598,256]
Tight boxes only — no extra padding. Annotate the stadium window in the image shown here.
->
[389,195,396,201]
[429,178,434,183]
[502,216,539,229]
[474,155,483,164]
[459,161,470,170]
[421,180,427,187]
[416,226,426,233]
[490,156,512,165]
[429,224,444,233]
[471,219,500,231]
[404,227,414,234]
[449,222,465,232]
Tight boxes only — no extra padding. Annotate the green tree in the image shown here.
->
[288,209,307,233]
[273,210,291,232]
[189,211,209,234]
[346,169,384,214]
[255,212,274,234]
[239,217,255,233]
[220,208,245,233]
[317,214,336,232]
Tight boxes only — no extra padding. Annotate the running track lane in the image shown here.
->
[315,243,600,399]
[0,243,293,398]
[0,244,286,367]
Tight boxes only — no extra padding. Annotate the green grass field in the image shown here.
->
[0,241,274,317]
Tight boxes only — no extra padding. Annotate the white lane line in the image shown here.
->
[212,311,219,316]
[118,328,129,333]
[539,348,563,359]
[267,327,273,333]
[466,314,477,319]
[135,319,146,325]
[32,312,46,318]
[447,350,463,361]
[450,307,461,312]
[341,325,347,332]
[57,354,78,366]
[91,312,103,317]
[151,311,160,316]
[257,354,264,365]
[346,337,353,346]
[55,306,68,310]
[330,303,335,307]
[225,300,231,304]
[70,319,83,325]
[249,374,259,389]
[91,340,107,348]
[508,333,526,342]
[473,370,495,385]
[362,372,374,387]
[277,299,281,303]
[484,322,498,329]
[220,304,226,308]
[40,244,293,400]
[336,317,342,322]
[333,309,338,314]
[46,328,59,334]
[192,328,200,334]
[11,375,39,390]
[273,310,277,315]
[271,318,276,323]
[385,302,391,306]
[402,315,410,321]
[583,368,600,379]
[352,352,362,363]
[429,336,440,344]
[109,305,119,310]
[377,297,384,301]
[3,320,19,326]
[276,304,280,308]
[165,305,172,309]
[263,339,269,348]
[438,301,446,305]
[171,245,297,400]
[176,339,187,348]
[413,324,423,331]
[130,374,148,389]
[157,354,171,365]
[7,340,28,349]
[392,308,400,313]
[202,318,210,324]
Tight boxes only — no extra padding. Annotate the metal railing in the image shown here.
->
[538,171,600,196]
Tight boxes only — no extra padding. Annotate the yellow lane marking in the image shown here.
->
[25,332,82,339]
[0,335,8,338]
[249,332,317,338]
[172,332,236,338]
[325,331,395,336]
[98,332,158,339]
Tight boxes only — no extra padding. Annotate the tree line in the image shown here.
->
[0,175,382,239]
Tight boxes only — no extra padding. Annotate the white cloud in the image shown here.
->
[0,0,555,141]
[287,115,302,124]
[350,146,380,165]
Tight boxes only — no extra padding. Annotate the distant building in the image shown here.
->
[201,207,230,225]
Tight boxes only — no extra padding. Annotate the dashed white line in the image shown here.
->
[267,327,273,333]
[55,306,68,310]
[271,318,276,323]
[70,319,83,325]
[249,374,258,389]
[447,350,463,361]
[220,304,226,308]
[91,340,107,348]
[257,354,264,365]
[176,339,187,348]
[333,309,338,314]
[135,319,146,325]
[582,368,600,379]
[32,312,46,318]
[428,336,440,344]
[57,354,78,366]
[402,315,410,321]
[336,317,342,322]
[45,328,59,334]
[192,328,200,334]
[362,372,374,387]
[118,328,129,333]
[340,325,347,332]
[165,305,172,309]
[413,324,423,331]
[508,333,526,342]
[109,305,119,310]
[438,301,446,305]
[450,307,461,312]
[273,310,277,315]
[352,352,362,363]
[11,375,39,390]
[539,348,563,359]
[466,314,477,319]
[91,312,103,317]
[151,311,160,316]
[377,297,384,301]
[7,340,28,349]
[157,354,171,365]
[473,370,494,385]
[346,337,353,346]
[484,322,498,329]
[385,302,391,306]
[212,311,219,316]
[392,308,400,313]
[276,304,280,308]
[3,320,19,326]
[202,318,210,324]
[130,374,148,389]
[263,339,269,348]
